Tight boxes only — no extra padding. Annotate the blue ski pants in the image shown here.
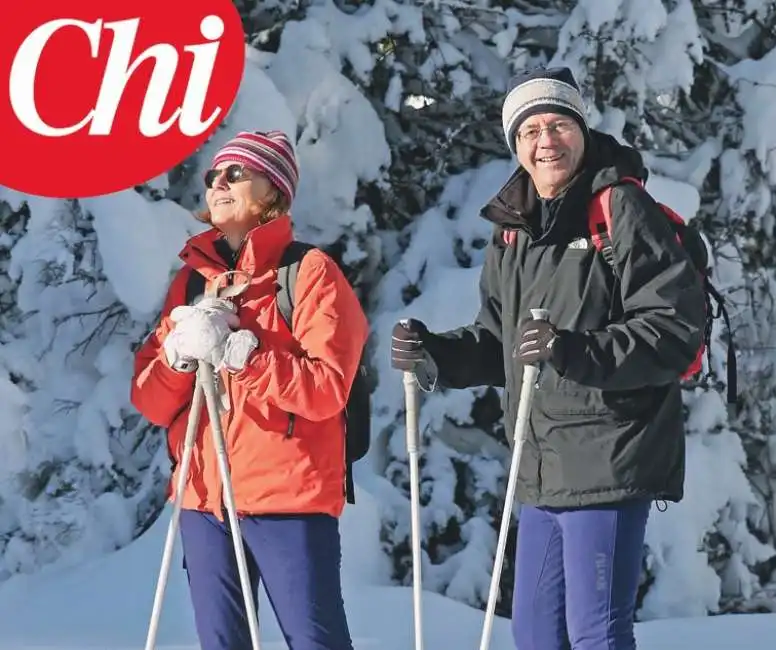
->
[179,509,353,650]
[511,499,650,650]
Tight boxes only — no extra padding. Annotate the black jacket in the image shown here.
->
[423,130,706,507]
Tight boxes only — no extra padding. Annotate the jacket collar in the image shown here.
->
[180,214,294,281]
[480,167,592,243]
[479,130,648,239]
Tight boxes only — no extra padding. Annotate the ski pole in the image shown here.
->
[199,362,261,650]
[144,274,256,649]
[144,380,205,650]
[403,370,425,650]
[478,308,550,650]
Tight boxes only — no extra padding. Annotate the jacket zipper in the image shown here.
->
[285,413,296,438]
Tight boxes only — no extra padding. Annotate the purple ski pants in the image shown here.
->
[511,499,650,650]
[179,509,353,650]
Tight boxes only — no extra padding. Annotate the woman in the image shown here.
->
[131,130,368,650]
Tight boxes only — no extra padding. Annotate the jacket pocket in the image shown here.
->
[240,398,295,437]
[602,387,660,422]
[536,383,610,418]
[536,374,652,423]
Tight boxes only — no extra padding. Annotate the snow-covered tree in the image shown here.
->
[0,194,183,578]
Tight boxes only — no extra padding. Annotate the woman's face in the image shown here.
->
[205,163,277,234]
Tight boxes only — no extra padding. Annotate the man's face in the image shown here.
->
[515,113,585,198]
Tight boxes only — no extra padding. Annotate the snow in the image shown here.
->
[553,0,704,119]
[1,500,775,650]
[726,47,776,184]
[641,428,767,618]
[646,173,701,221]
[83,193,196,318]
[643,0,704,94]
[0,2,775,648]
[260,19,391,246]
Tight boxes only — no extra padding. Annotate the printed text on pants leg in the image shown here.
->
[560,499,651,650]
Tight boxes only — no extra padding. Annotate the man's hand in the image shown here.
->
[391,319,430,371]
[517,317,565,368]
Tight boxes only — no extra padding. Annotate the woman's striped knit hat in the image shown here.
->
[502,67,588,154]
[211,130,299,204]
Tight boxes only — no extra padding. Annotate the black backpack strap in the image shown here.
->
[276,241,316,330]
[275,241,316,440]
[185,269,207,305]
[345,464,355,505]
[275,241,358,503]
[705,280,738,415]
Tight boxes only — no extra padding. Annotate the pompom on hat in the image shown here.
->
[210,130,299,204]
[502,66,589,154]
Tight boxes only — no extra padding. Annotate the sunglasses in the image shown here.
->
[204,164,250,189]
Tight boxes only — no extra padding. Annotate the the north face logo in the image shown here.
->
[568,237,589,250]
[0,0,245,198]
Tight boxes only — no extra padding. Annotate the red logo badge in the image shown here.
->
[0,0,245,198]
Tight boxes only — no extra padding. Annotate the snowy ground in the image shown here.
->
[0,498,774,650]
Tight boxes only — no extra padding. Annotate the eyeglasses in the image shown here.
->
[204,164,250,189]
[517,120,576,144]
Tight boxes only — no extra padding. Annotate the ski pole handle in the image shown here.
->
[530,308,550,321]
[526,308,552,379]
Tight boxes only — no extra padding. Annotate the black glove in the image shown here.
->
[517,318,565,369]
[391,319,430,371]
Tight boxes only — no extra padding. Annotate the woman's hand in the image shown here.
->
[163,298,240,370]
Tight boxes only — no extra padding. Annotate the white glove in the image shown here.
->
[179,297,240,327]
[163,298,240,370]
[219,329,259,373]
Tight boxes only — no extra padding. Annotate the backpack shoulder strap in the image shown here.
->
[588,176,645,268]
[276,241,317,330]
[184,268,207,305]
[589,186,617,267]
[500,228,518,247]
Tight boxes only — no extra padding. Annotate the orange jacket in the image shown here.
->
[130,215,369,519]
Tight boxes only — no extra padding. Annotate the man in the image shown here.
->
[390,67,706,650]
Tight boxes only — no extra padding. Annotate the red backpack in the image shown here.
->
[589,177,737,411]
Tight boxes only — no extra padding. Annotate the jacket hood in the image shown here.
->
[480,130,647,231]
